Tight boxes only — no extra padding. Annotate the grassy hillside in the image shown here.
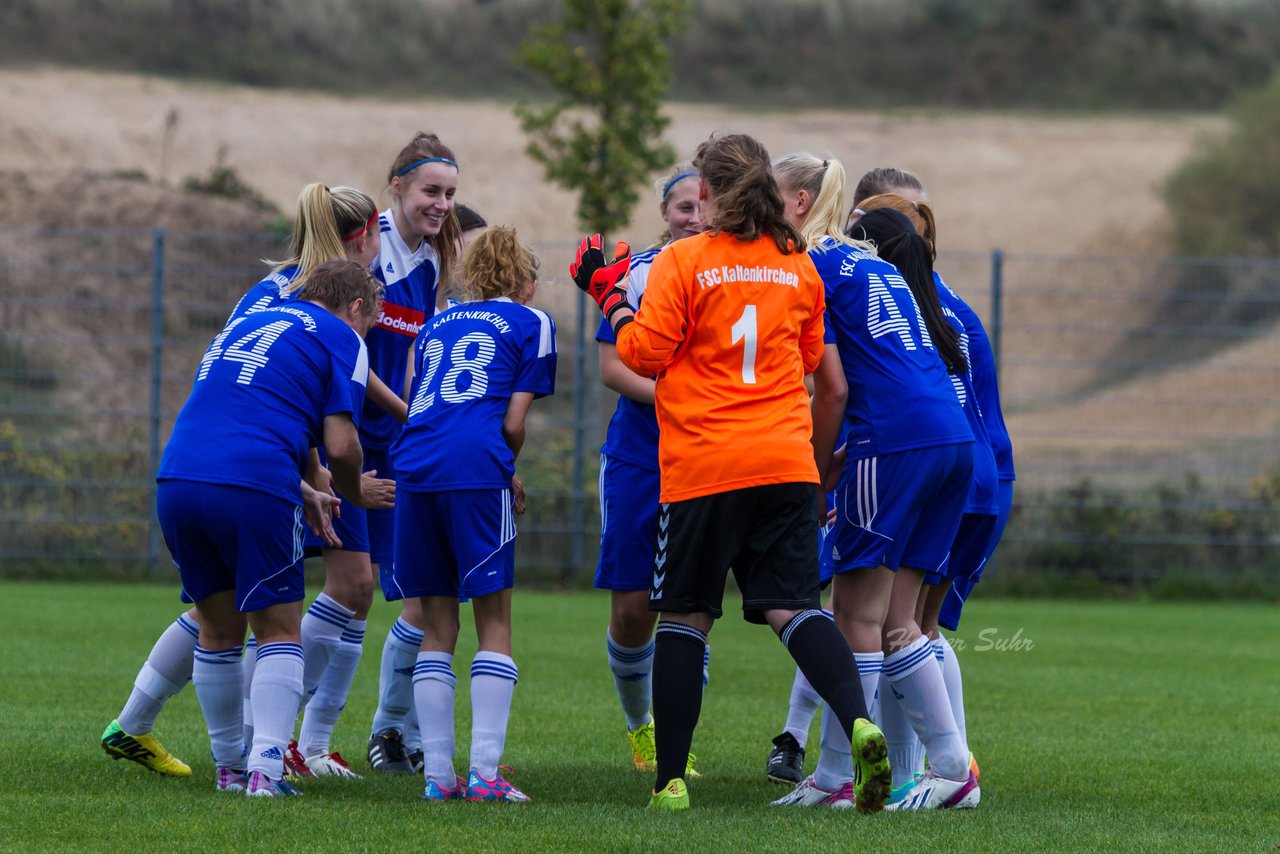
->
[3,0,1278,110]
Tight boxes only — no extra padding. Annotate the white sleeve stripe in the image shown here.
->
[526,307,555,358]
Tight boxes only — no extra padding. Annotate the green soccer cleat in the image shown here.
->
[850,717,891,814]
[627,722,700,778]
[648,777,690,811]
[627,722,656,771]
[101,719,191,777]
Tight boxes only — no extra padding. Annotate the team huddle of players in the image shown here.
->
[99,129,1011,813]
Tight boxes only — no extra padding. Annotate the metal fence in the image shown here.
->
[1,225,1277,589]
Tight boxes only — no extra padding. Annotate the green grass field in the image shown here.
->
[2,581,1277,852]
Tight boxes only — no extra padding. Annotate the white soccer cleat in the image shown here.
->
[305,751,362,778]
[769,774,856,809]
[885,769,980,810]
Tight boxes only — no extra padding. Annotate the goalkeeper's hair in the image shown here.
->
[387,131,462,288]
[850,208,965,374]
[296,259,384,321]
[266,184,377,291]
[773,152,873,254]
[462,225,539,303]
[694,133,803,255]
[852,167,926,208]
[853,193,939,262]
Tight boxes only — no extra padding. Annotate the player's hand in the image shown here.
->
[570,233,631,323]
[512,473,526,515]
[301,481,343,548]
[824,444,847,493]
[354,469,396,510]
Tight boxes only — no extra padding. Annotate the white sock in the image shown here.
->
[854,650,885,725]
[241,635,257,749]
[884,635,967,780]
[703,643,711,686]
[470,652,518,781]
[782,666,820,748]
[403,699,422,753]
[117,612,198,734]
[880,674,925,788]
[812,703,853,791]
[606,630,654,731]
[247,642,305,780]
[933,635,968,749]
[412,652,456,788]
[300,593,355,707]
[371,618,423,736]
[192,644,243,768]
[298,619,365,758]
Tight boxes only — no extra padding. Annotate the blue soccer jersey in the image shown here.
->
[597,245,663,471]
[364,209,441,450]
[811,238,971,459]
[228,265,300,320]
[935,272,1015,483]
[158,301,370,505]
[935,278,1000,515]
[393,298,557,491]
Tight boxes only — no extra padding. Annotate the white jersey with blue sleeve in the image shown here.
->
[158,301,369,505]
[597,245,662,471]
[392,298,556,491]
[365,209,440,450]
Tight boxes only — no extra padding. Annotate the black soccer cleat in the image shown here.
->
[766,731,806,785]
[367,727,415,774]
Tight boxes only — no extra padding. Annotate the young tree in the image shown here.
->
[517,0,689,235]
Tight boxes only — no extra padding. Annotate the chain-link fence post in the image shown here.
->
[146,227,165,577]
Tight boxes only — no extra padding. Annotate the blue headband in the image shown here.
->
[661,171,696,200]
[395,156,458,177]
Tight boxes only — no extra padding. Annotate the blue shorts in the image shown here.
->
[594,454,661,592]
[827,443,973,575]
[940,480,1014,630]
[818,490,837,584]
[925,512,998,587]
[388,488,516,601]
[157,480,305,613]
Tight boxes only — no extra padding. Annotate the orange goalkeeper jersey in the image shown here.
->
[614,231,825,502]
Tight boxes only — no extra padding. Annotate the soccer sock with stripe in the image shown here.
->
[813,703,854,791]
[651,621,707,790]
[782,666,820,747]
[779,610,870,739]
[192,644,244,768]
[933,634,968,748]
[247,642,305,781]
[241,635,256,749]
[118,612,198,735]
[880,673,925,788]
[412,652,457,788]
[470,651,518,781]
[606,630,654,731]
[883,634,967,780]
[300,593,355,707]
[854,650,885,725]
[298,618,365,758]
[371,617,423,736]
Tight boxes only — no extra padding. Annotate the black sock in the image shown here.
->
[651,621,707,790]
[780,609,869,739]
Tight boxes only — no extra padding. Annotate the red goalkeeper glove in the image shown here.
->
[570,234,631,325]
